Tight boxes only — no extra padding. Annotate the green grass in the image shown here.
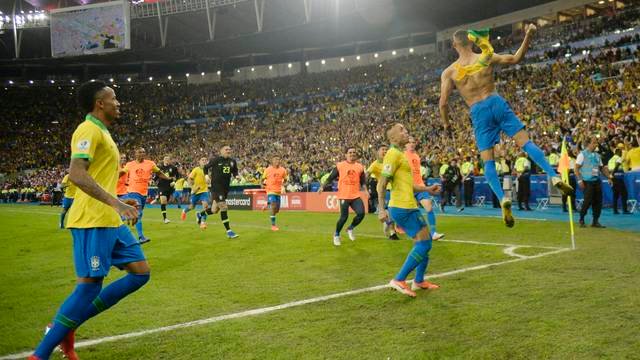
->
[0,204,638,359]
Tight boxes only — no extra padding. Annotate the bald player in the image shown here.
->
[439,25,572,228]
[378,124,441,297]
[203,145,240,239]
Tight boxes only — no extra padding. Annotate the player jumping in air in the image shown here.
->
[439,24,573,227]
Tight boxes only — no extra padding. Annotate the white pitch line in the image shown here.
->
[503,246,528,259]
[0,207,549,222]
[0,247,571,360]
[0,207,567,250]
[437,212,548,222]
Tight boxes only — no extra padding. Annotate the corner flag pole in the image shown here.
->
[566,195,576,250]
[559,138,576,249]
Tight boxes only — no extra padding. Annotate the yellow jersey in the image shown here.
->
[515,157,531,173]
[367,160,391,190]
[189,167,208,195]
[61,174,77,199]
[461,161,474,177]
[381,145,417,209]
[174,178,185,191]
[66,114,122,228]
[626,147,640,171]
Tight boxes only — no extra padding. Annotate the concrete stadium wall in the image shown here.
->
[437,0,599,42]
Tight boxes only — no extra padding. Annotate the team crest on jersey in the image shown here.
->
[90,256,100,271]
[77,139,91,151]
[383,164,392,173]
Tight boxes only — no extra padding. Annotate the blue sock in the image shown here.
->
[395,240,432,281]
[484,160,505,201]
[523,140,558,177]
[135,208,144,238]
[270,216,276,225]
[86,273,150,319]
[427,209,436,236]
[183,207,191,213]
[135,219,144,238]
[414,241,432,283]
[34,282,102,359]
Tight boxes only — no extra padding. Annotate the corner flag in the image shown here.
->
[558,138,576,249]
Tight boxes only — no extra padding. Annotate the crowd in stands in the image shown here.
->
[2,4,640,204]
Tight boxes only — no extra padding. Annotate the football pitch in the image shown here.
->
[1,205,638,359]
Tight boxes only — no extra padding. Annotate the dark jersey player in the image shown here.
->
[157,155,179,223]
[203,145,239,238]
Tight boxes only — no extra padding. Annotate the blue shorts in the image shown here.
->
[173,190,182,199]
[62,197,74,210]
[388,207,428,239]
[70,225,146,278]
[415,192,432,202]
[124,192,147,210]
[191,192,210,206]
[470,94,525,152]
[267,194,281,206]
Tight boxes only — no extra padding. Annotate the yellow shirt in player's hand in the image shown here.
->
[61,174,77,199]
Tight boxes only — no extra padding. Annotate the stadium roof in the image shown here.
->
[0,0,574,74]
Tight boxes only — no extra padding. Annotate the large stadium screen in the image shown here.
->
[50,0,130,58]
